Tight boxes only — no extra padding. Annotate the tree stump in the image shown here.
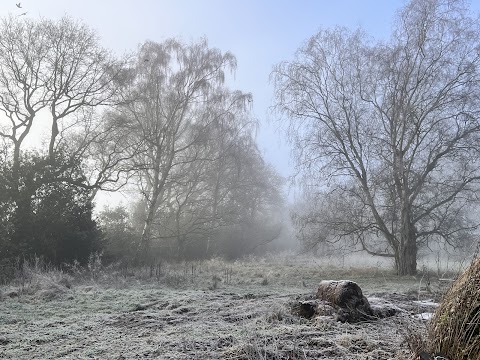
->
[316,280,373,322]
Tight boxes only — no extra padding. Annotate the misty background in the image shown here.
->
[0,0,479,275]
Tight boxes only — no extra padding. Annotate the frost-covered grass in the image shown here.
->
[0,253,450,359]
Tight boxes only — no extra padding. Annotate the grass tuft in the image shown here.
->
[428,256,480,360]
[3,258,74,300]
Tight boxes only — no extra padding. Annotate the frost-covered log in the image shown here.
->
[316,280,373,322]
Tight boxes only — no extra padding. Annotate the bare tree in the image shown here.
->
[0,17,51,186]
[119,39,253,258]
[152,155,212,258]
[273,0,480,275]
[0,16,124,191]
[42,17,120,164]
[200,90,257,255]
[59,108,143,198]
[0,16,137,263]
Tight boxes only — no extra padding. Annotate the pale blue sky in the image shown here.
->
[1,0,479,184]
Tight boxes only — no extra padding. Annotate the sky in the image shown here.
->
[1,0,479,204]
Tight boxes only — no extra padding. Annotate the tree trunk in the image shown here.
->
[11,144,21,193]
[49,117,59,165]
[175,209,185,260]
[396,214,417,275]
[177,234,186,261]
[206,173,220,256]
[140,198,157,259]
[140,148,168,259]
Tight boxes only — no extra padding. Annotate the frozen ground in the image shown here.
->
[0,255,447,359]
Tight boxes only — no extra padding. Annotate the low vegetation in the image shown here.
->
[0,253,471,359]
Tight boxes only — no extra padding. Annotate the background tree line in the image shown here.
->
[0,16,285,267]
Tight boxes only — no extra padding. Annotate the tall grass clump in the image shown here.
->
[428,256,479,359]
[2,257,73,300]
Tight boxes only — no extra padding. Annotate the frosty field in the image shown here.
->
[0,255,449,359]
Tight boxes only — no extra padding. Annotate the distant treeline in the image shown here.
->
[0,17,285,267]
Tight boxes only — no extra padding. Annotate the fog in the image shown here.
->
[2,2,480,359]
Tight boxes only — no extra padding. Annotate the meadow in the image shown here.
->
[0,253,458,359]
